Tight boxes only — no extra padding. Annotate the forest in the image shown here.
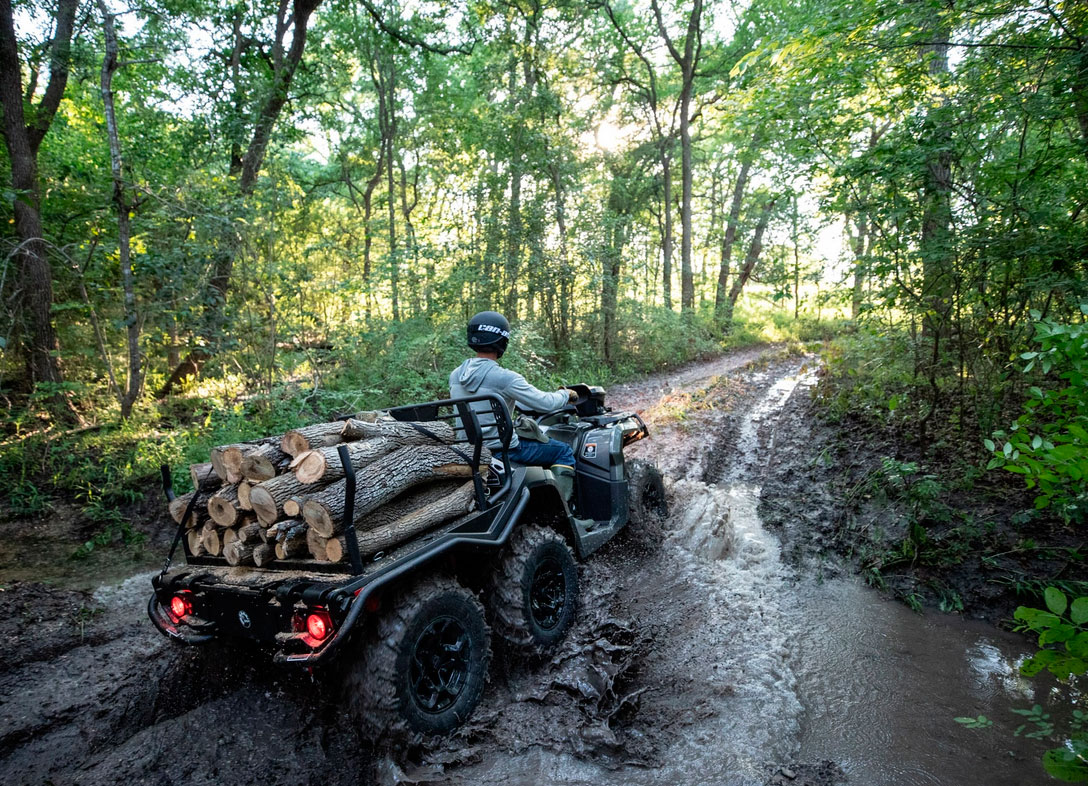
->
[1,0,1088,780]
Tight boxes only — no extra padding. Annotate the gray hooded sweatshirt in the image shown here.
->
[449,358,569,449]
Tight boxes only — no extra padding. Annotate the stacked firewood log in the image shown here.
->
[169,413,487,567]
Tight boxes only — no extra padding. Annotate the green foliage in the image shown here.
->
[954,715,994,729]
[814,331,918,425]
[1012,589,1088,782]
[988,306,1088,523]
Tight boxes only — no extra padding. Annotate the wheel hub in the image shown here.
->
[530,557,566,630]
[410,616,469,713]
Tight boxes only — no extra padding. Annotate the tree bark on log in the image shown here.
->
[170,492,210,529]
[320,481,460,562]
[291,437,397,484]
[275,519,305,540]
[277,525,309,559]
[281,422,345,456]
[210,444,244,483]
[302,445,487,537]
[203,525,221,557]
[355,481,462,530]
[340,418,457,444]
[224,540,255,566]
[236,521,262,544]
[330,482,476,561]
[189,463,221,492]
[208,485,241,527]
[239,443,289,482]
[187,529,207,556]
[221,437,282,480]
[250,472,326,525]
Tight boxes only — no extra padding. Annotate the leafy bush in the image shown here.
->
[1012,588,1088,782]
[988,305,1088,523]
[814,330,918,423]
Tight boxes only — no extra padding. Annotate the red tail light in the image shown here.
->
[169,594,192,620]
[306,612,331,641]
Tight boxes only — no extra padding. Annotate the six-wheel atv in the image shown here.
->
[148,384,667,739]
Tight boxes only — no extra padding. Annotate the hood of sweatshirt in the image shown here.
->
[451,357,498,393]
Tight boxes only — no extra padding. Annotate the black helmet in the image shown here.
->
[467,311,511,357]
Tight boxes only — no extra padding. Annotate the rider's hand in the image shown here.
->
[567,388,578,402]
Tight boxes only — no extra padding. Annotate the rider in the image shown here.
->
[449,311,581,503]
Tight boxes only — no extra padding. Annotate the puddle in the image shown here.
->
[789,577,1051,786]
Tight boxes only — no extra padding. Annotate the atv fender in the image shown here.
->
[519,467,601,559]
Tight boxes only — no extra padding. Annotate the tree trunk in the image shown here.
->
[281,422,345,456]
[157,0,323,396]
[548,160,572,349]
[237,481,253,511]
[372,53,400,322]
[918,7,954,340]
[0,0,78,401]
[724,198,776,323]
[208,484,242,527]
[650,0,702,317]
[714,131,760,326]
[327,481,475,562]
[661,149,675,310]
[202,525,221,556]
[291,437,397,484]
[98,2,143,418]
[190,462,221,492]
[240,443,289,482]
[276,523,309,559]
[339,417,457,443]
[250,471,327,526]
[170,491,210,529]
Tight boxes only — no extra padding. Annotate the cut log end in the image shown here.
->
[207,488,241,527]
[253,543,276,567]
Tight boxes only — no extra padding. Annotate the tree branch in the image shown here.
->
[358,0,474,55]
[27,0,79,154]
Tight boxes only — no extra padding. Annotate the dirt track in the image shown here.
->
[1,345,1038,786]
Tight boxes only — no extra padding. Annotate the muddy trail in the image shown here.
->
[0,346,1059,785]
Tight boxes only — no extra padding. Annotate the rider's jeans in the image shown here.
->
[500,439,576,468]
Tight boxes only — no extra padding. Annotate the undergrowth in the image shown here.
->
[0,307,848,563]
[816,326,1082,618]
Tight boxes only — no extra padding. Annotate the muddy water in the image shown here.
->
[726,367,1052,785]
[790,579,1046,786]
[447,362,1053,785]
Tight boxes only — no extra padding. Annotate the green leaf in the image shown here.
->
[984,439,995,452]
[1041,624,1077,645]
[1018,648,1061,674]
[1042,747,1088,782]
[1071,598,1088,625]
[1047,587,1069,617]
